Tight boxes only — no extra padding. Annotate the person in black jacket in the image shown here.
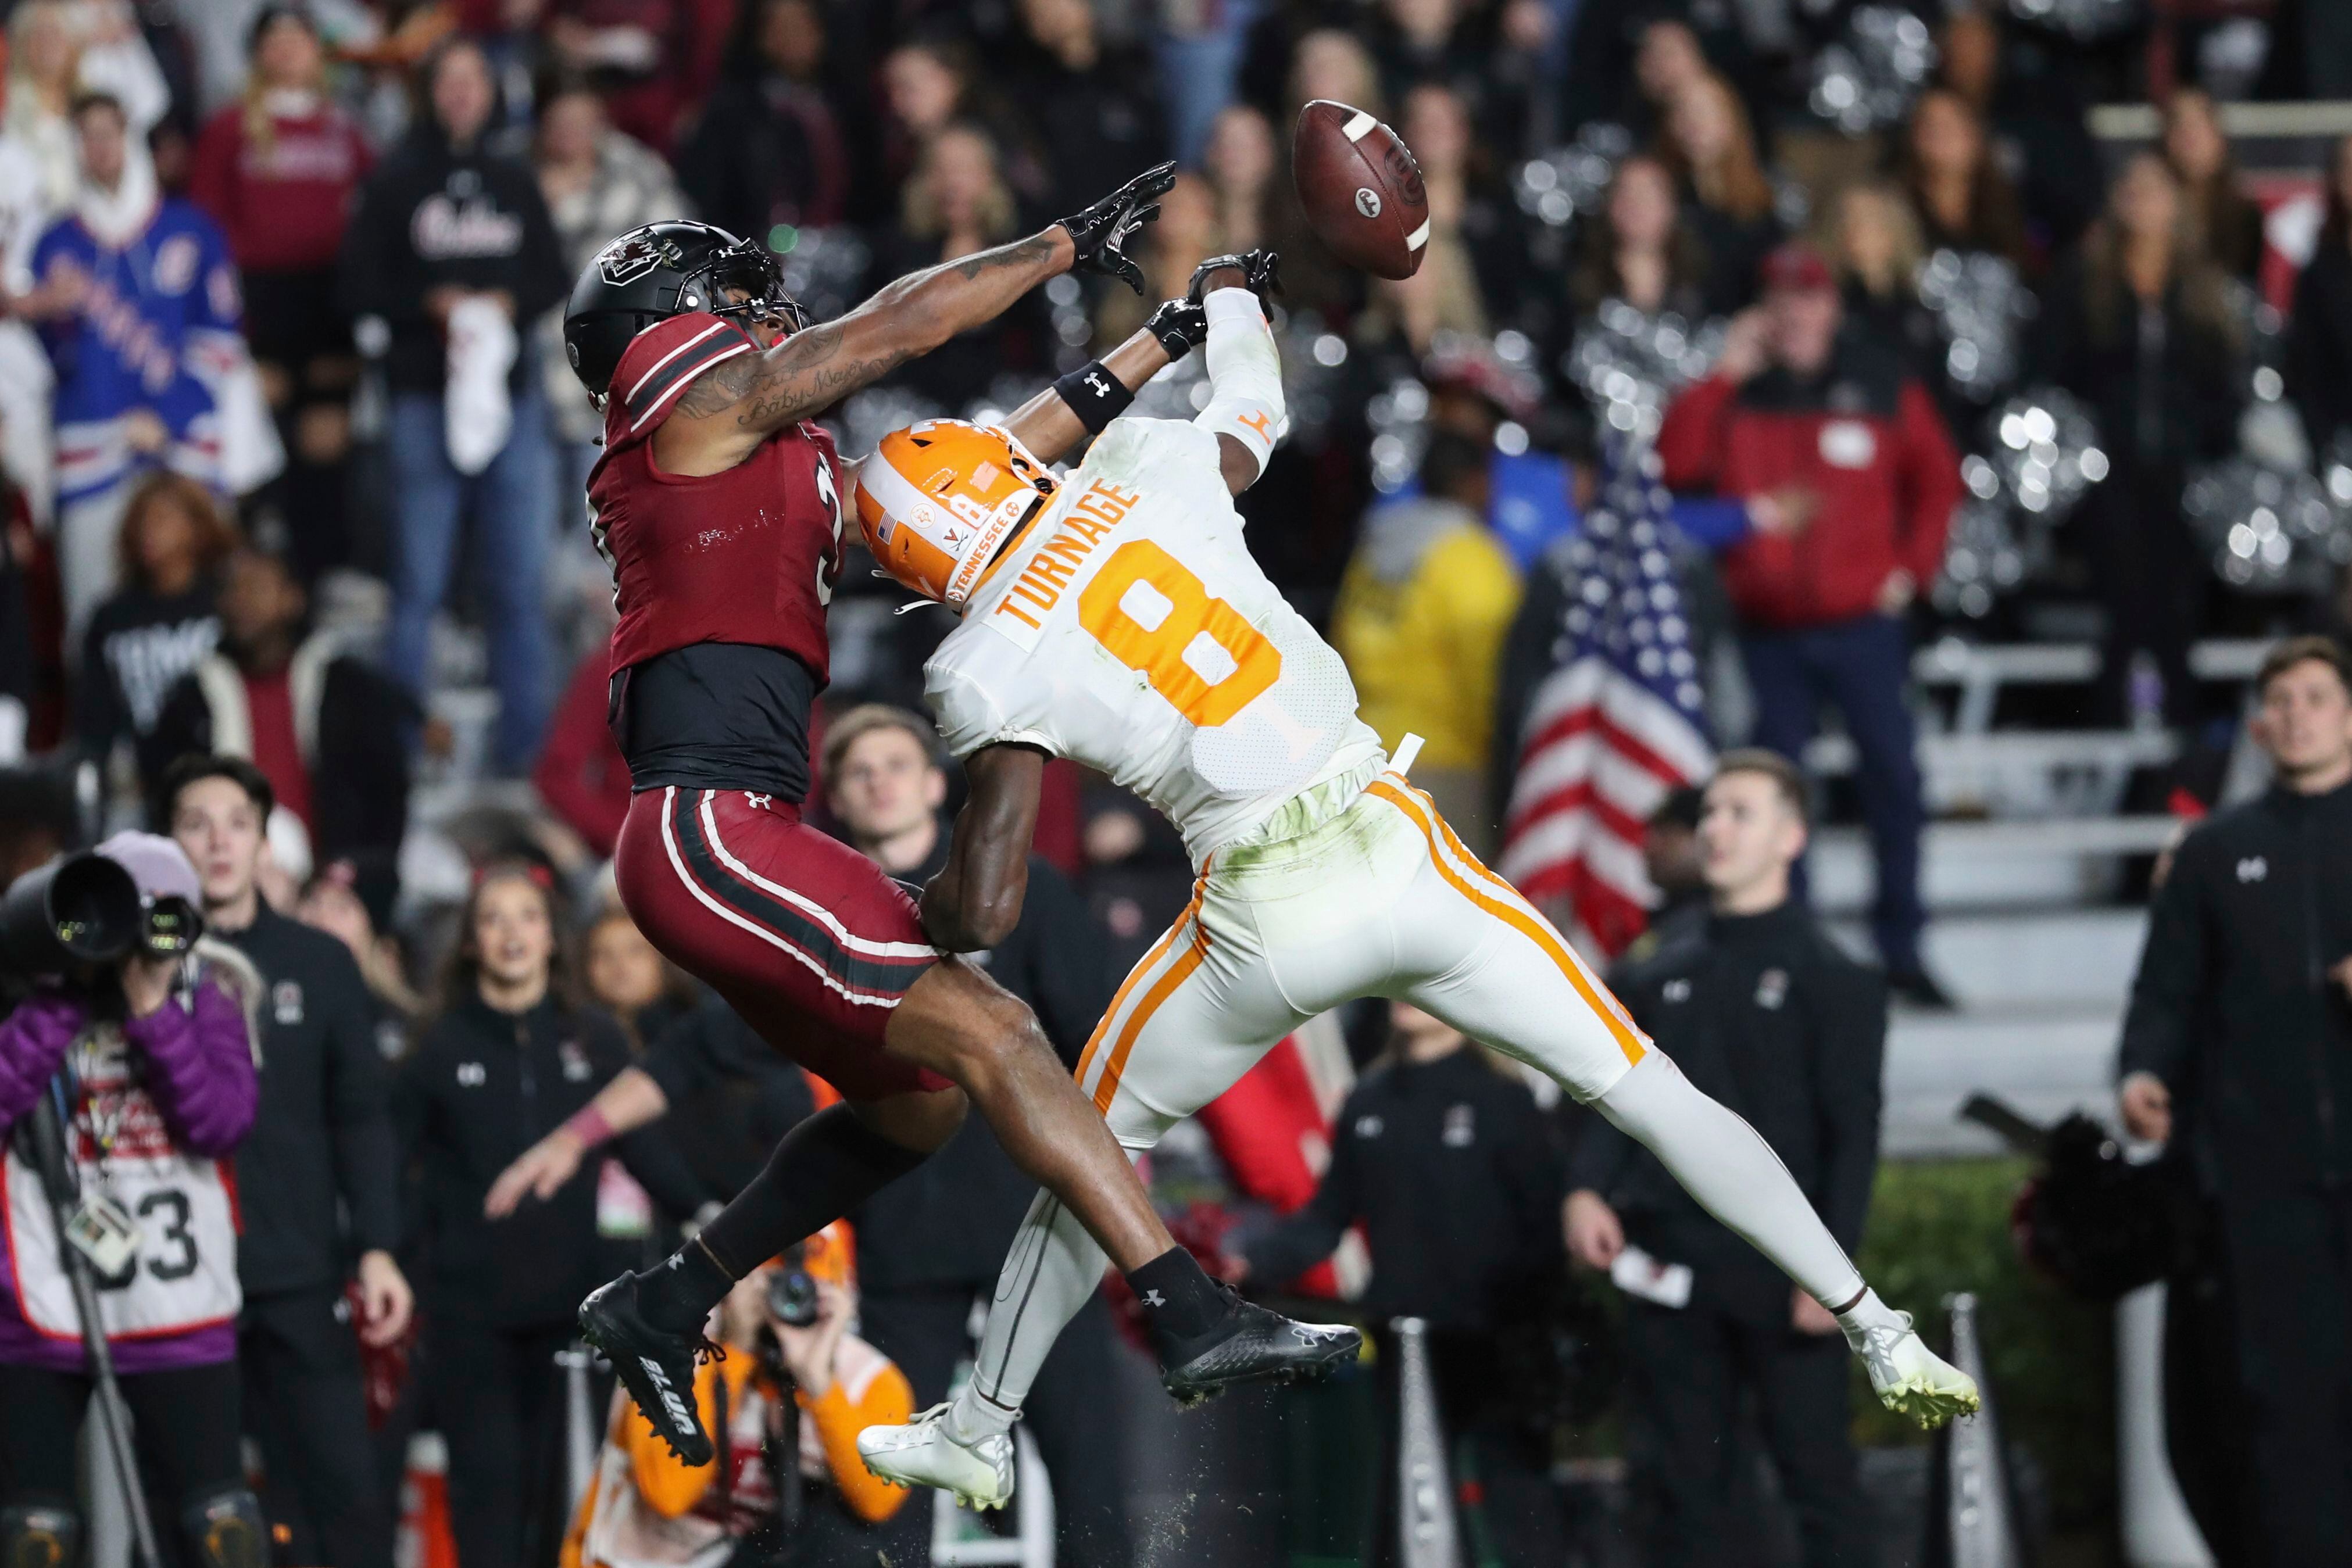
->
[142,546,414,872]
[1234,999,1570,1568]
[821,705,1134,1568]
[2286,137,2352,471]
[162,754,409,1568]
[74,472,233,774]
[398,862,694,1568]
[1567,749,1884,1568]
[2118,635,2352,1568]
[2037,152,2246,729]
[338,36,570,773]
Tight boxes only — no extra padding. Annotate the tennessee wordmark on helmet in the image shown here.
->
[854,421,1059,606]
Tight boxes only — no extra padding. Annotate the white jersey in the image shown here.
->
[924,418,1382,862]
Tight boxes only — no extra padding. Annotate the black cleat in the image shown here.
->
[579,1269,721,1466]
[1157,1288,1361,1406]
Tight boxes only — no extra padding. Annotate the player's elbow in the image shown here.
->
[960,888,1024,951]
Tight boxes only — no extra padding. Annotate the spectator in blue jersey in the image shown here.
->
[339,38,569,775]
[17,90,241,641]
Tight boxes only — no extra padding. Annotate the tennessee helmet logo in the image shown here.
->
[598,232,673,285]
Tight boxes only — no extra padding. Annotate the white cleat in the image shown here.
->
[1839,1290,1981,1430]
[857,1404,1016,1511]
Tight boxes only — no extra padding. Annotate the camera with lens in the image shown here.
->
[0,854,206,998]
[766,1244,820,1329]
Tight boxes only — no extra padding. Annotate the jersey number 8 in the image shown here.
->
[1077,540,1281,727]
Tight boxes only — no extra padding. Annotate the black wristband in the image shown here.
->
[1052,360,1135,435]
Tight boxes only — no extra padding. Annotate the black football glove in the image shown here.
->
[1187,249,1282,312]
[1057,161,1177,295]
[1145,298,1207,358]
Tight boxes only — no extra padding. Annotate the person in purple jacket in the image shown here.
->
[0,832,270,1567]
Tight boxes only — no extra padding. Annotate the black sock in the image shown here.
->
[637,1235,737,1333]
[1125,1247,1229,1346]
[692,1102,929,1280]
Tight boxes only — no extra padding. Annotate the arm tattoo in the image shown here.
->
[671,321,915,429]
[950,232,1056,282]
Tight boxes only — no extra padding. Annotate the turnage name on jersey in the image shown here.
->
[991,479,1140,641]
[927,419,1381,862]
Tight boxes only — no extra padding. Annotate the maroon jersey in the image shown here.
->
[588,312,849,682]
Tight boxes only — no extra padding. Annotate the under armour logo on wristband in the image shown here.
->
[1085,372,1110,395]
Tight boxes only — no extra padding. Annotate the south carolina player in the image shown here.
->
[545,186,1358,1470]
[848,256,1981,1506]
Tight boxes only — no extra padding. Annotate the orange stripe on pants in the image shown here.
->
[1366,780,1647,1066]
[1075,864,1210,1094]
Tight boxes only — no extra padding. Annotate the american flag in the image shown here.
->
[1497,437,1715,957]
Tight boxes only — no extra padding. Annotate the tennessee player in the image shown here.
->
[546,181,1357,1471]
[848,255,1981,1507]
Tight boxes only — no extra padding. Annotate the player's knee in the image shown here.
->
[945,991,1053,1086]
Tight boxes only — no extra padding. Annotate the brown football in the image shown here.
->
[1291,99,1430,281]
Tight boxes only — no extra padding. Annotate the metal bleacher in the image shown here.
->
[1808,636,2271,1159]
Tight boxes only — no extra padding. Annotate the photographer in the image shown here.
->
[562,1230,915,1568]
[0,832,268,1564]
[163,754,410,1568]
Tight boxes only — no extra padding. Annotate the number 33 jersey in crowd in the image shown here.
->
[924,418,1384,862]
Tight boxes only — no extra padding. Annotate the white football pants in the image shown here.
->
[955,761,1870,1431]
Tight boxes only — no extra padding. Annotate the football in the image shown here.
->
[1291,99,1430,281]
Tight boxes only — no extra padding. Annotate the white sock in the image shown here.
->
[1592,1052,1867,1308]
[950,1190,1109,1442]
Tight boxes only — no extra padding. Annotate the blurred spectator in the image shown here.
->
[1099,169,1218,346]
[164,752,409,1568]
[0,108,55,532]
[1654,71,1780,316]
[541,0,723,158]
[869,124,1050,408]
[2289,135,2352,466]
[1657,244,1961,1001]
[339,38,569,774]
[1934,2,2100,256]
[1203,102,1278,256]
[2037,152,2244,729]
[1570,151,1711,322]
[2117,636,2352,1567]
[1400,80,1520,330]
[1333,432,1521,853]
[1899,86,2027,269]
[1568,752,1885,1568]
[3,1,170,214]
[1236,1000,1568,1567]
[583,905,698,1054]
[2162,88,2264,283]
[20,90,241,639]
[73,471,230,768]
[674,0,854,238]
[398,861,689,1568]
[190,3,372,583]
[561,1242,914,1566]
[818,705,1135,1567]
[296,858,425,1055]
[1562,9,1746,144]
[143,545,415,872]
[877,36,973,195]
[1835,181,1947,403]
[534,77,690,503]
[1009,0,1167,233]
[0,831,264,1562]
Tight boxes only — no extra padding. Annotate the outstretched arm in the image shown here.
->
[657,231,1073,475]
[921,743,1048,952]
[1000,324,1177,463]
[657,163,1175,476]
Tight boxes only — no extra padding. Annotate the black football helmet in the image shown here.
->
[562,220,809,403]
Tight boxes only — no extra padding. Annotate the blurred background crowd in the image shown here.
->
[0,0,2350,1564]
